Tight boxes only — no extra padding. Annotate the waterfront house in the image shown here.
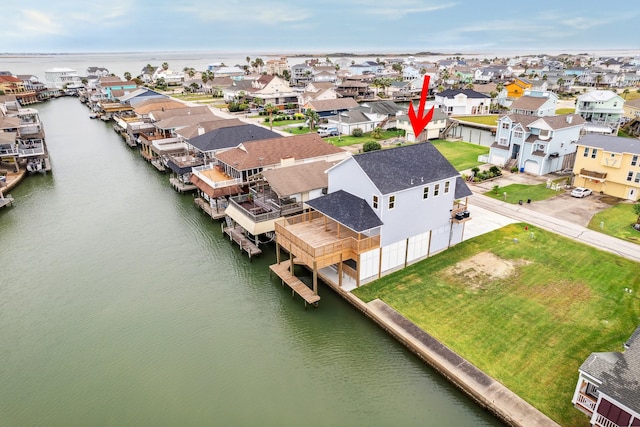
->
[224,160,334,238]
[572,326,640,427]
[44,67,82,90]
[0,75,38,106]
[571,134,640,201]
[223,75,299,110]
[489,113,585,174]
[435,89,491,115]
[273,142,472,296]
[290,63,313,87]
[303,98,358,119]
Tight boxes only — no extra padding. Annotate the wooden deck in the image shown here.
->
[0,194,14,209]
[194,197,226,220]
[269,261,321,307]
[169,177,197,193]
[223,225,262,258]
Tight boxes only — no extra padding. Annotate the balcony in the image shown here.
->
[17,142,45,157]
[574,392,597,414]
[451,201,471,223]
[580,168,607,180]
[192,164,242,189]
[275,211,381,270]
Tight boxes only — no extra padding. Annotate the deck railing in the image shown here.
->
[580,168,607,179]
[593,414,621,427]
[228,196,281,223]
[575,393,597,413]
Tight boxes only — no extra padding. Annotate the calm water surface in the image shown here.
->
[0,98,502,426]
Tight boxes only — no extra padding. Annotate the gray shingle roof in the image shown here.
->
[579,134,640,155]
[437,89,490,99]
[187,124,280,153]
[353,142,460,195]
[454,177,473,199]
[306,190,383,233]
[581,326,640,413]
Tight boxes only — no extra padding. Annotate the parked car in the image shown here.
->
[317,127,339,137]
[571,187,593,198]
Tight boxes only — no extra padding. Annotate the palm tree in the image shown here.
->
[557,78,565,93]
[264,103,279,130]
[162,62,169,71]
[124,71,132,81]
[304,108,319,130]
[623,88,630,99]
[595,74,603,89]
[201,73,209,85]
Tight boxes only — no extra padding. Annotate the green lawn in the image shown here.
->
[555,108,575,114]
[429,139,489,171]
[453,115,499,126]
[484,181,567,204]
[352,223,640,427]
[588,203,640,243]
[325,130,404,147]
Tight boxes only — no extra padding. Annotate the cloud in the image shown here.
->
[16,9,64,36]
[177,1,311,24]
[362,2,458,17]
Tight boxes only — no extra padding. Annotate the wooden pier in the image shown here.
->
[0,192,14,209]
[269,261,321,307]
[194,197,226,220]
[169,177,197,193]
[223,225,262,258]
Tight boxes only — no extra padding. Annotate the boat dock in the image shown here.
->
[194,197,226,220]
[169,177,196,193]
[0,192,14,209]
[269,261,321,308]
[223,225,262,258]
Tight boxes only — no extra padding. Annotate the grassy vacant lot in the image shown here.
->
[352,223,640,427]
[555,108,575,114]
[589,203,640,243]
[484,181,566,204]
[429,139,489,171]
[453,115,499,126]
[325,130,403,147]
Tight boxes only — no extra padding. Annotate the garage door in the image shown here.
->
[524,160,539,174]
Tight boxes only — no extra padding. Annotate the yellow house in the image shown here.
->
[505,77,532,99]
[623,98,640,120]
[573,134,640,201]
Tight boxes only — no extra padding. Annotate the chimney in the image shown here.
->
[566,115,573,124]
[197,125,204,136]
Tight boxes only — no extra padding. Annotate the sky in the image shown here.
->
[1,0,639,54]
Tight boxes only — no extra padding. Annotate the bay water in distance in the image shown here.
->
[0,66,503,426]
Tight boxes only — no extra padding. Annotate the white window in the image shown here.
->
[502,122,510,129]
[372,195,378,209]
[591,149,598,159]
[632,155,638,166]
[388,195,395,209]
[444,181,450,194]
[627,171,633,182]
[434,184,440,196]
[636,172,640,184]
[514,130,523,138]
[500,137,508,145]
[583,147,589,157]
[423,186,429,199]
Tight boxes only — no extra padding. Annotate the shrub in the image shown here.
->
[471,166,481,174]
[352,128,363,137]
[493,185,500,194]
[363,141,382,152]
[489,165,501,175]
[511,166,519,173]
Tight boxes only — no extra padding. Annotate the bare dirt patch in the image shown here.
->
[445,252,530,291]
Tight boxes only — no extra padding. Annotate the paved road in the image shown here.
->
[469,193,640,263]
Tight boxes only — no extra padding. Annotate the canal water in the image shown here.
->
[0,97,502,426]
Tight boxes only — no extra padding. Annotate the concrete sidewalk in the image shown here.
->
[469,193,640,263]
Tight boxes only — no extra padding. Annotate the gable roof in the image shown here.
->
[510,96,549,111]
[501,113,585,130]
[262,161,332,197]
[580,326,640,413]
[149,106,213,122]
[308,98,359,112]
[454,177,473,199]
[134,99,184,115]
[357,100,403,115]
[306,190,383,233]
[352,142,460,194]
[437,89,490,99]
[578,134,640,154]
[578,90,622,102]
[154,112,220,130]
[215,133,345,171]
[177,118,245,140]
[187,123,281,153]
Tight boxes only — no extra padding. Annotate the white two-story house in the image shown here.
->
[435,89,491,115]
[273,142,472,296]
[489,113,585,175]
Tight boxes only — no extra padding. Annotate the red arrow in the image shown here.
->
[408,75,435,138]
